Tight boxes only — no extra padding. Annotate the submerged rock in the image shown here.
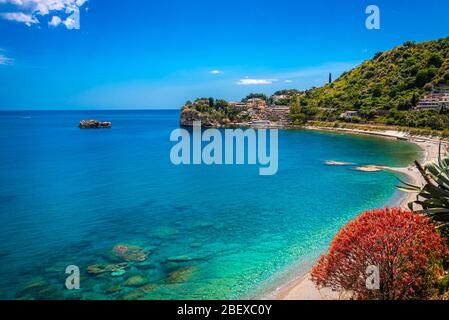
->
[134,259,155,270]
[166,266,198,284]
[87,262,128,275]
[16,281,61,300]
[140,284,160,292]
[23,281,45,291]
[33,286,60,300]
[124,275,147,287]
[16,280,46,299]
[111,244,149,262]
[166,255,194,263]
[112,244,129,255]
[79,120,112,129]
[151,227,179,239]
[353,165,382,172]
[123,251,148,262]
[107,263,128,272]
[111,269,126,277]
[120,289,144,300]
[87,264,107,275]
[189,242,203,248]
[104,286,122,294]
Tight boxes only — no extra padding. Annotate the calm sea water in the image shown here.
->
[0,110,421,300]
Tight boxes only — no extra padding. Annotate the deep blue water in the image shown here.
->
[0,110,421,300]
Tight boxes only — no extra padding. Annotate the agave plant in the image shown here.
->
[398,143,449,225]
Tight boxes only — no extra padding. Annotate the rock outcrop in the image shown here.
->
[180,106,292,128]
[180,108,225,127]
[180,108,202,126]
[79,120,112,129]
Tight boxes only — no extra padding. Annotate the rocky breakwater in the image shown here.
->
[79,120,112,129]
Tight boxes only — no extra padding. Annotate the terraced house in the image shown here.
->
[415,86,449,111]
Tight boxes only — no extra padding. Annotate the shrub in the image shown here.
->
[311,208,448,300]
[428,53,444,68]
[400,148,449,225]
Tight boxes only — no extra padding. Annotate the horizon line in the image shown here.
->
[0,108,183,112]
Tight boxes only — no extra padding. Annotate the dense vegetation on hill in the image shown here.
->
[181,37,449,132]
[241,93,270,102]
[290,37,449,130]
[181,98,249,126]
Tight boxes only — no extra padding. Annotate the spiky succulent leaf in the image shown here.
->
[398,141,449,225]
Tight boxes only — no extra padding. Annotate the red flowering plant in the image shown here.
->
[311,208,448,300]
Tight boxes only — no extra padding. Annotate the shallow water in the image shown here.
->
[0,110,421,300]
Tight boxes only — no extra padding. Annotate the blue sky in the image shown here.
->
[0,0,448,110]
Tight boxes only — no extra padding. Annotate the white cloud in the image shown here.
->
[48,15,61,26]
[0,0,88,29]
[0,12,38,26]
[210,70,223,75]
[233,62,357,88]
[236,78,278,85]
[0,50,12,65]
[62,14,75,28]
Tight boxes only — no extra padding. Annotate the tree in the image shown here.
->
[242,93,269,102]
[360,107,377,121]
[411,92,418,107]
[397,98,413,111]
[289,103,306,125]
[371,83,383,97]
[415,67,437,87]
[214,99,229,110]
[311,208,448,300]
[428,53,444,68]
[443,71,449,82]
[273,89,301,96]
[208,97,215,108]
[403,40,416,48]
[373,52,383,60]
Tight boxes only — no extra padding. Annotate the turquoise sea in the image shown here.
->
[0,110,421,300]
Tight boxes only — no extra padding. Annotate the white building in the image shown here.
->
[340,111,358,120]
[272,95,289,103]
[246,98,267,109]
[415,93,449,111]
[228,101,248,110]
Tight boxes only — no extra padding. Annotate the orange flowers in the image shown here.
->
[311,208,448,300]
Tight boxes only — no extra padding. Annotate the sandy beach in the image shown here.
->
[272,126,447,300]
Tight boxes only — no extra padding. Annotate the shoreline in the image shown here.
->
[305,125,447,211]
[270,126,447,300]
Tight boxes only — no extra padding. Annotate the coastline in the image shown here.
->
[271,126,447,300]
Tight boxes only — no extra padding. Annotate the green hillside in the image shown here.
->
[291,37,449,129]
